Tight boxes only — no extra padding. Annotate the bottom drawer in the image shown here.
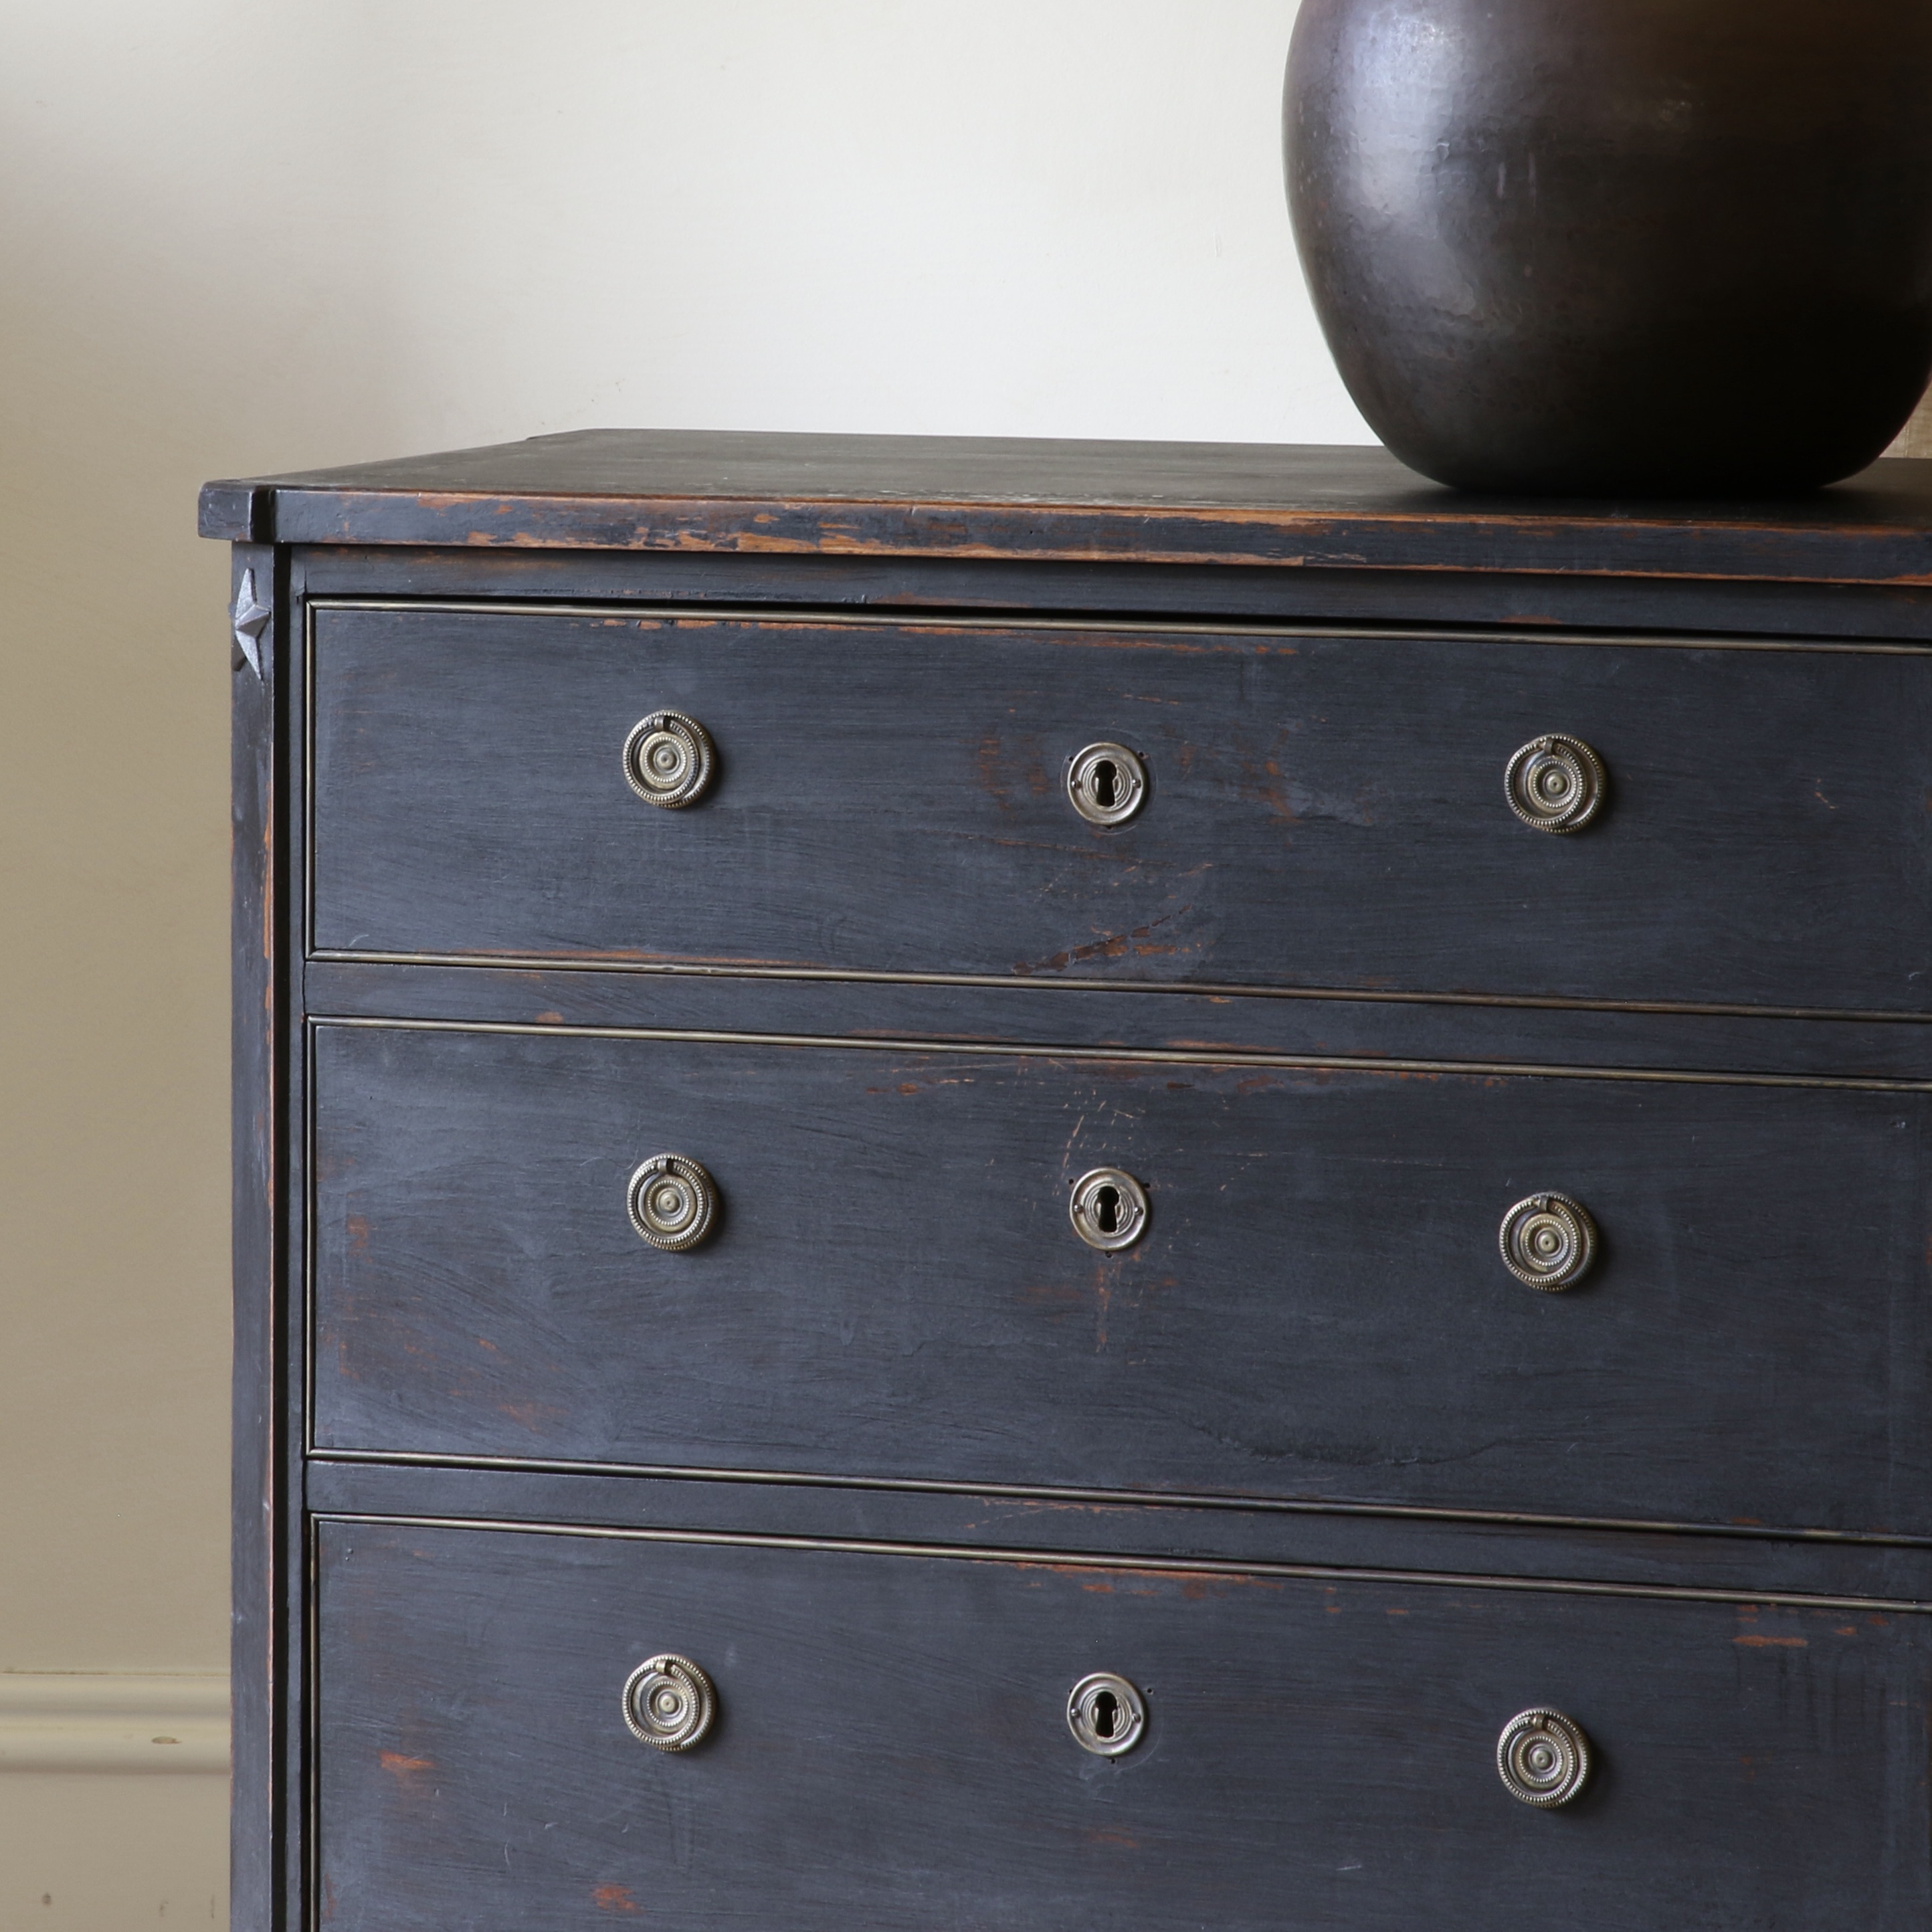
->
[316,1521,1931,1930]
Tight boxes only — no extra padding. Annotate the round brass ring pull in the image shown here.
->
[1499,1192,1597,1291]
[1505,734,1606,833]
[623,1654,716,1752]
[1069,1168,1149,1252]
[1066,742,1148,826]
[627,1155,718,1251]
[623,710,716,808]
[1496,1708,1591,1807]
[1067,1672,1146,1757]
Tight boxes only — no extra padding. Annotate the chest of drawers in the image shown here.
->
[205,430,1932,1930]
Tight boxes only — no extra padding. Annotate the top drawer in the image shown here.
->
[310,605,1932,1011]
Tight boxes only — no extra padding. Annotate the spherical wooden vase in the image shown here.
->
[1284,0,1932,495]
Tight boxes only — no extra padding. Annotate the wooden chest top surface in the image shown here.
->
[200,427,1932,584]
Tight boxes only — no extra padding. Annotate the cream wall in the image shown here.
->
[0,2,1352,1923]
[3,3,1929,1926]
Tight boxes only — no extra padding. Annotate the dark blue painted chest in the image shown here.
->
[206,430,1932,1929]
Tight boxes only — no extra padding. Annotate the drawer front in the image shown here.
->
[310,1025,1932,1536]
[310,607,1932,1013]
[316,1519,1932,1931]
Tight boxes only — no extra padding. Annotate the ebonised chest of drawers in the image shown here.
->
[205,429,1932,1931]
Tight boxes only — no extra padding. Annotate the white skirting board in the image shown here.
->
[0,1674,227,1773]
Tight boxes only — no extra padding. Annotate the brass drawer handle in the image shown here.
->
[1067,1672,1145,1757]
[623,1654,716,1752]
[1069,1168,1149,1252]
[1499,1192,1598,1290]
[627,1155,718,1251]
[623,710,716,808]
[1505,734,1606,833]
[1497,1708,1591,1807]
[1066,742,1147,826]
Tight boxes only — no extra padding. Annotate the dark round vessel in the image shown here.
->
[1284,0,1932,494]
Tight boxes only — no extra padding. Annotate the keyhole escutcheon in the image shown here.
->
[1068,1672,1146,1757]
[1069,1169,1149,1252]
[1066,742,1148,826]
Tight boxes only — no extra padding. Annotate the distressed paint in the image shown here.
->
[214,438,1932,1929]
[312,1521,1932,1932]
[310,604,1932,1014]
[310,1024,1932,1538]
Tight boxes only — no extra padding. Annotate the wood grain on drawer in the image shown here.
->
[310,1024,1932,1537]
[308,605,1932,1013]
[314,1519,1932,1931]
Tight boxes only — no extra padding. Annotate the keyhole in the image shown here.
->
[1092,1690,1119,1739]
[1091,759,1119,808]
[1094,1185,1121,1234]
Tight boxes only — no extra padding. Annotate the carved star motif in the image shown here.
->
[232,569,272,680]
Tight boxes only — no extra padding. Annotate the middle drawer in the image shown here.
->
[311,1023,1932,1537]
